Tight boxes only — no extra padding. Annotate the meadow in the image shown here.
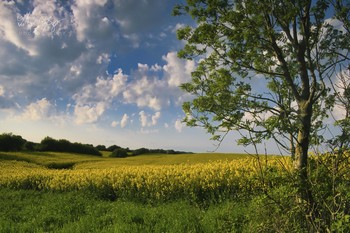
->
[1,151,348,232]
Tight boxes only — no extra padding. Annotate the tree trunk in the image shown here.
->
[294,101,319,230]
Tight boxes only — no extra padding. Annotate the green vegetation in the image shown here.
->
[0,188,252,233]
[0,133,26,151]
[40,137,101,156]
[0,150,349,231]
[174,0,350,231]
[0,150,250,168]
[0,133,191,158]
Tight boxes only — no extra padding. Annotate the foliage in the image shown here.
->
[0,188,252,233]
[40,137,101,156]
[95,144,107,151]
[132,147,150,156]
[0,133,26,151]
[174,1,350,230]
[0,151,349,231]
[106,145,121,152]
[110,148,128,158]
[174,0,349,167]
[0,158,268,203]
[132,147,191,156]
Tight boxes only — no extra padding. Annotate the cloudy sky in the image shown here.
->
[1,1,346,154]
[0,0,249,152]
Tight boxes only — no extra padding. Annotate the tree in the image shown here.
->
[110,148,128,158]
[0,133,26,151]
[96,145,107,151]
[174,0,349,227]
[329,64,350,153]
[107,145,121,152]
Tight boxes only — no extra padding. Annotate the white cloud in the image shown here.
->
[175,119,184,133]
[0,86,4,96]
[72,69,128,124]
[111,120,119,127]
[139,111,161,128]
[21,98,53,121]
[120,113,129,128]
[0,1,192,130]
[152,112,161,126]
[139,111,148,127]
[122,52,194,111]
[163,51,195,87]
[0,2,38,56]
[123,75,163,111]
[74,102,106,124]
[96,53,110,64]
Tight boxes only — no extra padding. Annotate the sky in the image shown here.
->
[0,0,249,153]
[0,0,346,154]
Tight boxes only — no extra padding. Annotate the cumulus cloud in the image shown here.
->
[139,111,161,128]
[120,113,129,128]
[163,51,195,87]
[152,112,161,126]
[139,111,148,127]
[0,1,193,129]
[175,119,184,133]
[21,98,54,121]
[74,102,106,124]
[111,120,119,127]
[72,69,128,124]
[122,52,194,111]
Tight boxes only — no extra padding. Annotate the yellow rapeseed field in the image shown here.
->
[0,154,292,202]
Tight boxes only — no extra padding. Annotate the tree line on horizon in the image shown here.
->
[0,133,191,157]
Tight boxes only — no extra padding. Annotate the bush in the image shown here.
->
[132,148,150,156]
[95,145,107,151]
[40,137,101,156]
[110,148,128,158]
[107,145,121,152]
[0,133,26,151]
[23,141,39,151]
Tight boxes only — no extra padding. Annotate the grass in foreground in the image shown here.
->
[0,188,249,233]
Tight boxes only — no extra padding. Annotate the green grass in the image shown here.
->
[0,151,252,169]
[0,188,249,233]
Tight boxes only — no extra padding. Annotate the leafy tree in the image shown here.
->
[110,148,128,158]
[40,137,101,156]
[0,133,26,151]
[132,147,150,156]
[107,145,121,152]
[328,64,350,153]
[96,145,107,151]
[174,0,349,228]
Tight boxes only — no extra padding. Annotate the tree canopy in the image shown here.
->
[174,0,350,227]
[175,0,349,160]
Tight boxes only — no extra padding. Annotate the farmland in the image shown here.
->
[0,152,287,202]
[0,151,349,232]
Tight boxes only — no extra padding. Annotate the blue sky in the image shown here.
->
[0,0,245,153]
[0,1,346,154]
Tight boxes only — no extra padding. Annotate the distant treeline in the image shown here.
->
[0,133,191,157]
[0,133,101,156]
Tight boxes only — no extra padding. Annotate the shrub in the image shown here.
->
[110,148,128,158]
[23,141,39,151]
[40,137,101,156]
[95,145,107,151]
[107,145,121,152]
[132,148,150,156]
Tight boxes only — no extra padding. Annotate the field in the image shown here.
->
[0,151,278,232]
[3,151,342,232]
